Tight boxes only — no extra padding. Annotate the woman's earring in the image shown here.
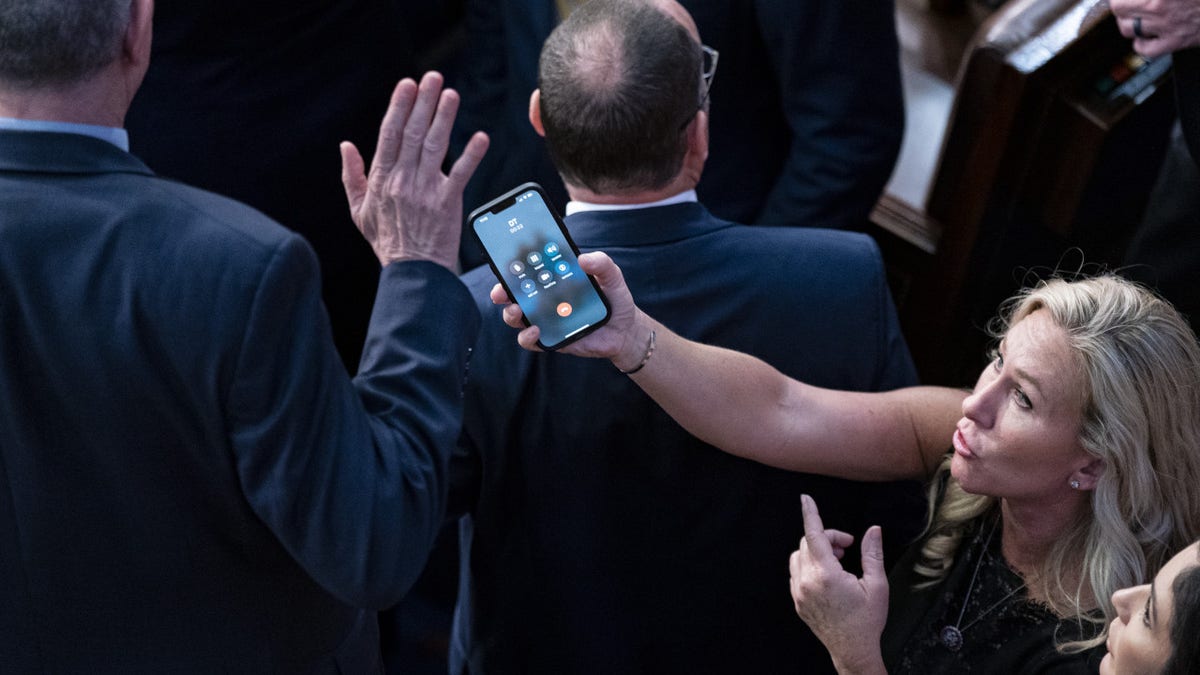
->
[1070,479,1081,490]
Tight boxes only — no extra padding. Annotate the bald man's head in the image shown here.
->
[536,0,704,194]
[649,0,701,42]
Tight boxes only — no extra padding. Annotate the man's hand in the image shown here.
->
[489,251,650,370]
[1110,0,1200,57]
[790,494,890,675]
[341,71,489,269]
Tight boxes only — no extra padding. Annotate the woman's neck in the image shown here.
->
[1000,500,1064,571]
[999,496,1092,606]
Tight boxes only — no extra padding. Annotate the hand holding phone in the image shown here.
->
[470,183,611,350]
[489,250,646,363]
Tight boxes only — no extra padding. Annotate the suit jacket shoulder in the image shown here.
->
[451,206,919,674]
[0,130,480,669]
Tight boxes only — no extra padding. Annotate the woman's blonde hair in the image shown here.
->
[915,274,1200,651]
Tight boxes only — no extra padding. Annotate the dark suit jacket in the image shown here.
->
[451,0,904,267]
[1176,48,1200,163]
[0,130,479,671]
[685,0,904,231]
[451,0,564,268]
[450,202,922,674]
[1120,51,1200,341]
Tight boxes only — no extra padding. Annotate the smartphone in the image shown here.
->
[470,182,611,350]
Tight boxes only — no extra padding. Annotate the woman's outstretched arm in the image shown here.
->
[493,251,965,482]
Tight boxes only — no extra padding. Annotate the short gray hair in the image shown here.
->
[0,0,131,88]
[538,0,702,193]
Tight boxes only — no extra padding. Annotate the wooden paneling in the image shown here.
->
[872,0,1174,385]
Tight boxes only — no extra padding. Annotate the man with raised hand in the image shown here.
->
[0,0,486,669]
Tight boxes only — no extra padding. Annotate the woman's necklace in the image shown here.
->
[939,516,1028,652]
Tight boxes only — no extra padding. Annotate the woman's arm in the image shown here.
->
[495,252,965,482]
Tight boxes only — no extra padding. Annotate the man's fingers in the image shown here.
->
[1117,14,1161,40]
[371,79,418,176]
[339,141,367,217]
[1115,14,1134,39]
[418,88,460,179]
[1134,36,1172,59]
[800,494,836,563]
[448,131,490,191]
[1106,0,1137,15]
[1111,12,1177,57]
[397,71,444,173]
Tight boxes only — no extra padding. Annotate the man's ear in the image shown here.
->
[117,0,154,111]
[688,109,709,164]
[528,89,546,138]
[125,0,154,70]
[677,109,708,183]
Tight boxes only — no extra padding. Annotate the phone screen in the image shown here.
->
[471,184,610,350]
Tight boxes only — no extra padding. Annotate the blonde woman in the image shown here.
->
[492,254,1200,673]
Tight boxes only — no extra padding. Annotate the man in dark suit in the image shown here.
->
[451,0,904,268]
[1110,0,1200,338]
[0,0,487,670]
[449,1,920,672]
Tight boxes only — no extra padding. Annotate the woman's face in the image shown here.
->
[1101,542,1200,675]
[951,310,1091,503]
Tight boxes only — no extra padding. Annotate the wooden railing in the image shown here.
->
[871,0,1175,385]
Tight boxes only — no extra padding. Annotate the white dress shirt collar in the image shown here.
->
[564,189,698,216]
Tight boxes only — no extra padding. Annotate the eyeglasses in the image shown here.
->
[699,45,719,101]
[679,44,719,131]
